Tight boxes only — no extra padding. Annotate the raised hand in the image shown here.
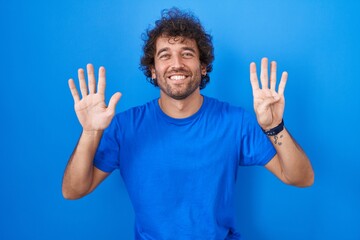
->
[68,64,121,132]
[250,58,288,130]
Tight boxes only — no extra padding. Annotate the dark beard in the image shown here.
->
[160,77,201,100]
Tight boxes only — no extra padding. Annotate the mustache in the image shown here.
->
[165,67,191,76]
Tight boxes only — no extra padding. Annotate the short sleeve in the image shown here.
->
[239,111,276,166]
[93,116,121,172]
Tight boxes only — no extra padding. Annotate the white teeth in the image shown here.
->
[169,75,186,80]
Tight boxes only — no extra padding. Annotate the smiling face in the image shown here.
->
[151,36,207,100]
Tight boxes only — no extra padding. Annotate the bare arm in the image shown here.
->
[62,131,109,199]
[250,58,314,187]
[62,64,121,199]
[265,129,314,187]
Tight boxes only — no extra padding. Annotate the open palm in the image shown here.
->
[250,58,287,130]
[68,64,121,132]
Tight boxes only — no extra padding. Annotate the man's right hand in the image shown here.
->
[68,64,121,132]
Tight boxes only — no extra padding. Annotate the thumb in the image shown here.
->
[107,92,122,113]
[257,96,279,114]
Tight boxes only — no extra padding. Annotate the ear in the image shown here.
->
[201,65,207,76]
[150,66,156,79]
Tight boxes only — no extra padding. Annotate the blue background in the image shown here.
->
[1,0,359,239]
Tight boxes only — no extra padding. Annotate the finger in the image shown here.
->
[270,61,277,90]
[250,62,260,92]
[107,92,122,115]
[260,57,269,89]
[97,66,106,95]
[68,79,80,103]
[271,91,280,101]
[78,68,88,97]
[87,63,96,94]
[278,71,288,95]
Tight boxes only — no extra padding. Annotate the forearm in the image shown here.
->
[62,130,103,199]
[269,128,314,187]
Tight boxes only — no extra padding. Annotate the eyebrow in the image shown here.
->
[156,46,197,57]
[182,47,197,54]
[156,47,170,57]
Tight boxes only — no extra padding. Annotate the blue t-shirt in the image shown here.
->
[94,95,276,240]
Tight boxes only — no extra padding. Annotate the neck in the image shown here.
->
[158,90,203,118]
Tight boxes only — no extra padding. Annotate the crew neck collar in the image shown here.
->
[155,95,208,125]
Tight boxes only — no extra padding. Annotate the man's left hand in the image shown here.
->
[250,57,288,130]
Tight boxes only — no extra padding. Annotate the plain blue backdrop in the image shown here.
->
[1,0,359,239]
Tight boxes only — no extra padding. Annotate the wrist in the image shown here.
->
[82,129,104,136]
[261,119,284,136]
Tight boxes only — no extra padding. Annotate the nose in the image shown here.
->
[170,54,185,69]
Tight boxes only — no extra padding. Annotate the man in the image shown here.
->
[62,8,314,240]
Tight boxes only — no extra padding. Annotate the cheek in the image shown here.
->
[153,65,167,78]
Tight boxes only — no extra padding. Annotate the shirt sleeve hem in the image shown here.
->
[93,161,115,173]
[260,147,277,166]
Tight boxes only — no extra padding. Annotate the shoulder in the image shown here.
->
[203,96,262,130]
[112,99,158,126]
[115,99,157,117]
[203,95,247,117]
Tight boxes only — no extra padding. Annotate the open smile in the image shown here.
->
[168,75,188,80]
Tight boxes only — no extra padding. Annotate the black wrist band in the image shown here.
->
[262,119,284,136]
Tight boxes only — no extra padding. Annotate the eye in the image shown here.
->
[183,52,194,58]
[159,53,170,60]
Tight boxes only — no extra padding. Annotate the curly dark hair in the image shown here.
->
[140,7,214,90]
